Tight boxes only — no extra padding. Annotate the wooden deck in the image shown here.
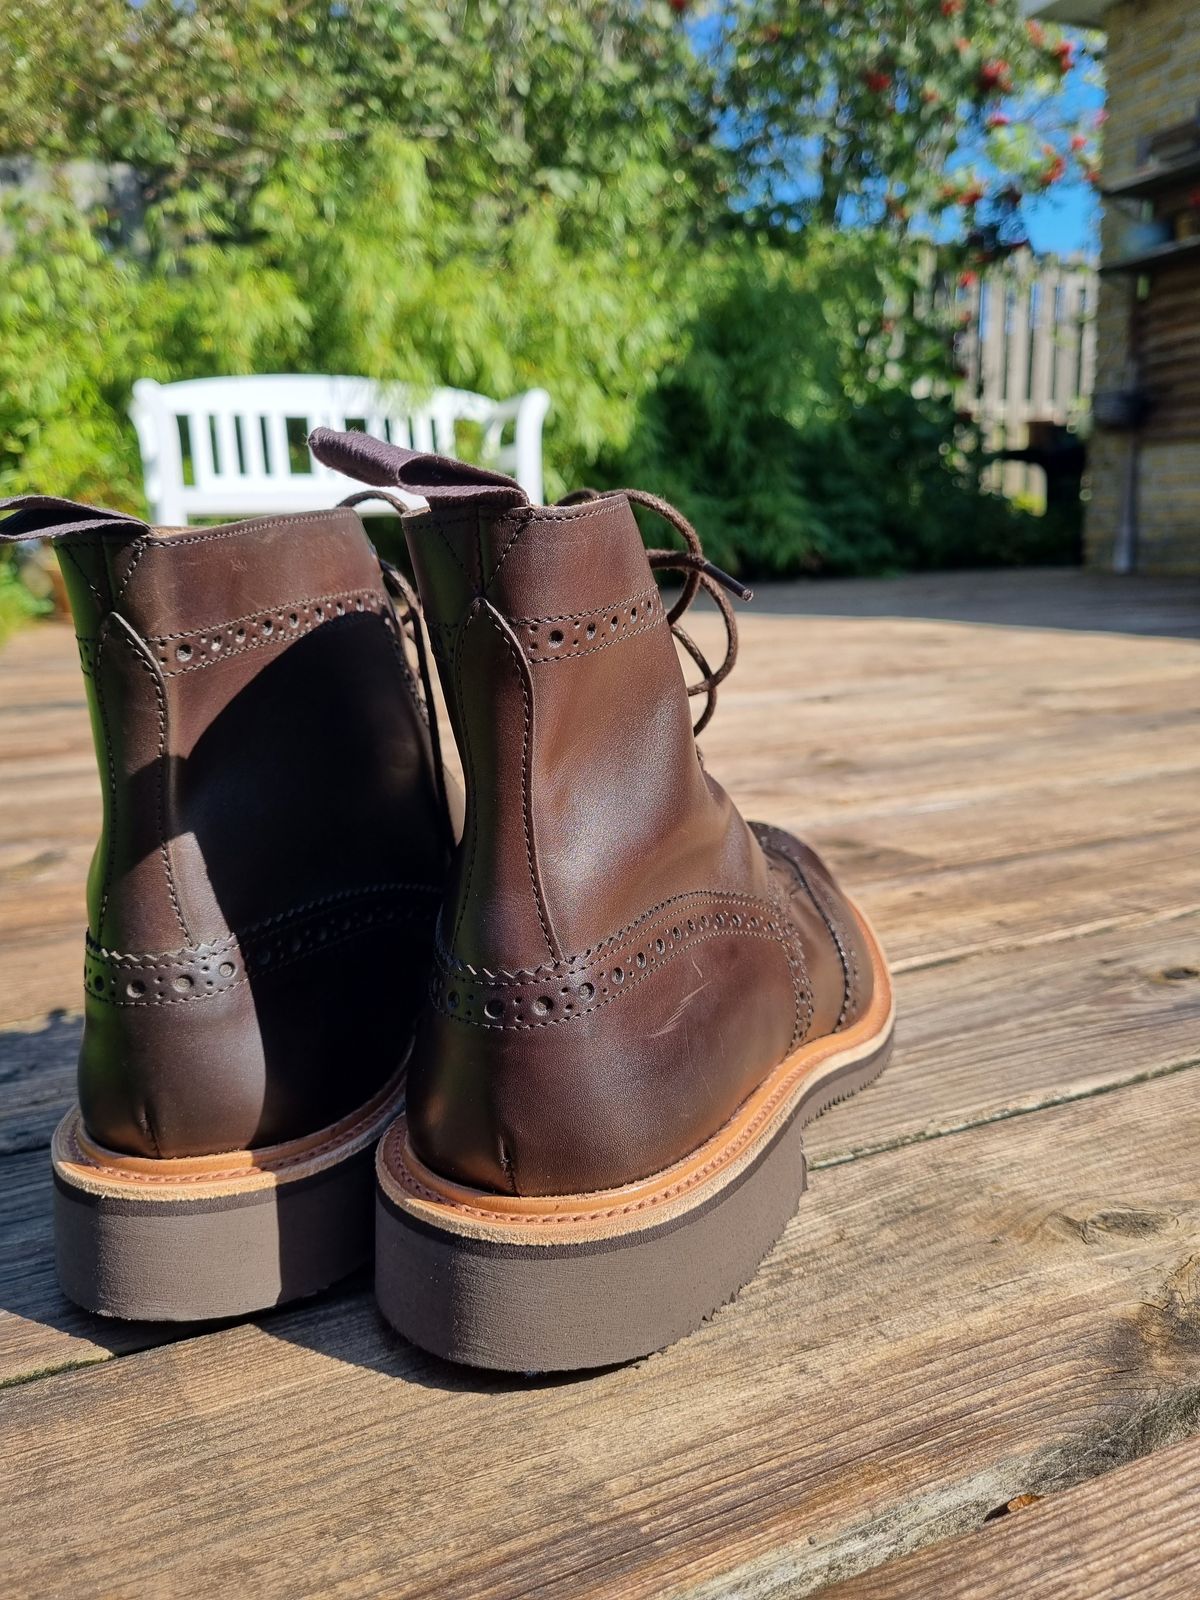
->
[2,575,1199,1598]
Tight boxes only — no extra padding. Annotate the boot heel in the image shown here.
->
[375,955,893,1373]
[375,1109,811,1372]
[52,1071,405,1321]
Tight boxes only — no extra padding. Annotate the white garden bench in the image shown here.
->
[129,375,551,523]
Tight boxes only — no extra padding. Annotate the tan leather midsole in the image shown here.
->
[53,1063,408,1203]
[378,901,894,1245]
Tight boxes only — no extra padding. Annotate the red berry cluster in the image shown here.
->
[977,58,1012,94]
[1052,38,1075,73]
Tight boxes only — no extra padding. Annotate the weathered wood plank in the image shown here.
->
[810,908,1200,1165]
[0,1147,189,1384]
[4,615,1200,1020]
[0,1009,79,1156]
[1,908,1196,1384]
[860,830,1200,971]
[3,1070,1200,1599]
[817,1433,1200,1599]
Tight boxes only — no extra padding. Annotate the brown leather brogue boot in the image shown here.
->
[1,494,450,1320]
[311,433,895,1371]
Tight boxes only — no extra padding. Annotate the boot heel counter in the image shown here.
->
[88,611,193,951]
[407,901,800,1197]
[61,512,445,1159]
[78,960,262,1157]
[58,537,188,953]
[59,543,201,1153]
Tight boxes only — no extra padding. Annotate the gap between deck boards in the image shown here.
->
[5,1068,1200,1600]
[3,907,1199,1386]
[812,1052,1200,1170]
[4,1050,1200,1397]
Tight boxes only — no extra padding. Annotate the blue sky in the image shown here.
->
[693,14,1104,261]
[1018,44,1104,257]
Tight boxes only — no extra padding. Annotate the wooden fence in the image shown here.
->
[953,259,1098,501]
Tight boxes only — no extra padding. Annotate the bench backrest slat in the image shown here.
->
[130,374,550,520]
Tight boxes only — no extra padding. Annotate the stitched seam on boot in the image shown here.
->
[431,891,792,1031]
[509,584,660,627]
[114,537,147,604]
[114,621,190,942]
[430,519,475,584]
[90,882,439,959]
[377,593,428,725]
[791,860,855,1029]
[449,608,480,953]
[436,888,773,979]
[525,609,663,664]
[755,823,854,1030]
[138,510,360,548]
[781,920,814,1050]
[156,591,392,677]
[483,602,557,963]
[91,623,120,937]
[85,896,437,1007]
[484,508,533,589]
[432,926,788,1032]
[57,542,107,608]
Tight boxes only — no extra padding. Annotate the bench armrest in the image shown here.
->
[480,388,551,504]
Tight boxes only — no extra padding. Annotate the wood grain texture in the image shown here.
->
[0,1147,185,1384]
[0,583,1198,1597]
[4,1071,1200,1599]
[816,1433,1200,1600]
[0,1010,80,1156]
[5,611,1200,1021]
[2,911,1196,1388]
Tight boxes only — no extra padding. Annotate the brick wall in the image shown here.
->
[1089,0,1200,573]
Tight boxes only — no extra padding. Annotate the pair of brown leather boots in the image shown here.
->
[2,431,892,1371]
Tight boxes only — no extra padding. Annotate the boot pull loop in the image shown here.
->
[0,495,150,545]
[309,429,527,508]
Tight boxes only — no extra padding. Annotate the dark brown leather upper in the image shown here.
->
[307,434,876,1197]
[3,497,448,1157]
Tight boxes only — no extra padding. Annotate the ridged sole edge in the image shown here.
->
[52,1071,406,1322]
[375,906,893,1371]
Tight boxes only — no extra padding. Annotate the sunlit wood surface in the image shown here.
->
[2,574,1199,1599]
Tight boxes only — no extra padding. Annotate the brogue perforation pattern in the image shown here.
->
[516,585,663,663]
[150,586,391,676]
[84,884,440,1007]
[751,822,856,1030]
[432,891,799,1032]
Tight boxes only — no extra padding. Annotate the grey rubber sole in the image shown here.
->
[52,1070,406,1322]
[375,909,894,1372]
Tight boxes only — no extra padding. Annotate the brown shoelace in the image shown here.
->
[337,489,454,846]
[342,482,753,846]
[558,487,752,736]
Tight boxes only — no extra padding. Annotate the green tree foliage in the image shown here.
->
[610,236,1070,576]
[0,0,1087,580]
[721,0,1098,246]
